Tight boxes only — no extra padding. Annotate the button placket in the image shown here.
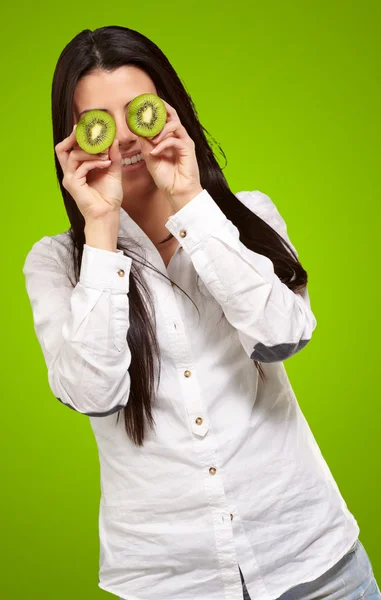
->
[190,412,209,437]
[200,453,241,592]
[159,280,239,590]
[179,368,209,438]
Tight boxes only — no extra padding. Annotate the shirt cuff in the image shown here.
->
[165,189,229,251]
[79,244,132,292]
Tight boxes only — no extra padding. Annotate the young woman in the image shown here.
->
[23,25,380,600]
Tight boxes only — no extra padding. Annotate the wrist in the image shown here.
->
[84,213,120,252]
[167,185,204,212]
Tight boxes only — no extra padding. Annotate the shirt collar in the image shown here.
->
[118,206,174,273]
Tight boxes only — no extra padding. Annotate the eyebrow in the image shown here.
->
[77,100,133,119]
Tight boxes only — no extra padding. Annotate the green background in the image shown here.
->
[1,0,380,598]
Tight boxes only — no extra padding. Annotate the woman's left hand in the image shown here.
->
[139,100,203,207]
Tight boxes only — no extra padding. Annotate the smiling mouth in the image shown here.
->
[121,153,145,166]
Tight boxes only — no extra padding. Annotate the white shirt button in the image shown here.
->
[117,269,125,277]
[184,370,192,377]
[191,413,209,437]
[209,467,217,476]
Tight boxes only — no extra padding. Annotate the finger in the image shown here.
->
[139,136,155,160]
[150,136,192,157]
[55,125,78,171]
[69,149,110,163]
[62,159,111,194]
[159,100,179,123]
[74,159,112,183]
[106,137,122,178]
[151,121,185,145]
[66,145,111,178]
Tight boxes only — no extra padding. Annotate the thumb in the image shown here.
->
[139,136,154,160]
[107,137,122,176]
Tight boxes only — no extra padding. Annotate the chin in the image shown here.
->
[123,176,155,195]
[122,179,156,210]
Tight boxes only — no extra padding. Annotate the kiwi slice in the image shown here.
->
[127,94,167,137]
[75,110,116,154]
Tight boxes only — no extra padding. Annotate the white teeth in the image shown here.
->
[122,153,144,166]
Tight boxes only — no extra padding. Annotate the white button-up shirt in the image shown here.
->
[23,189,359,600]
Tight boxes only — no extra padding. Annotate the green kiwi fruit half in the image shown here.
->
[75,110,116,154]
[127,94,167,137]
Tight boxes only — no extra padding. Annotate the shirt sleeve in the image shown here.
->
[165,189,317,363]
[22,236,133,415]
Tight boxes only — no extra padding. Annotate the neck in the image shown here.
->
[122,186,175,247]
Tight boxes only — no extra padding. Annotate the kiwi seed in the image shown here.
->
[126,94,167,137]
[75,110,116,154]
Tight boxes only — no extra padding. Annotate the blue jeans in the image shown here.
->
[240,539,381,599]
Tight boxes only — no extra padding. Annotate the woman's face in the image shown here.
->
[73,65,159,201]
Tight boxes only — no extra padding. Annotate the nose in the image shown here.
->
[113,112,138,149]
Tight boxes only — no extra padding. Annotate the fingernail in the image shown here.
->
[73,124,77,131]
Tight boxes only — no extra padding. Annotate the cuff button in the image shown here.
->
[117,269,125,277]
[179,229,187,238]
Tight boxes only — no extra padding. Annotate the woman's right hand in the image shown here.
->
[55,125,124,222]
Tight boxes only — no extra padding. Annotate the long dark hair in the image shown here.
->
[51,25,307,446]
